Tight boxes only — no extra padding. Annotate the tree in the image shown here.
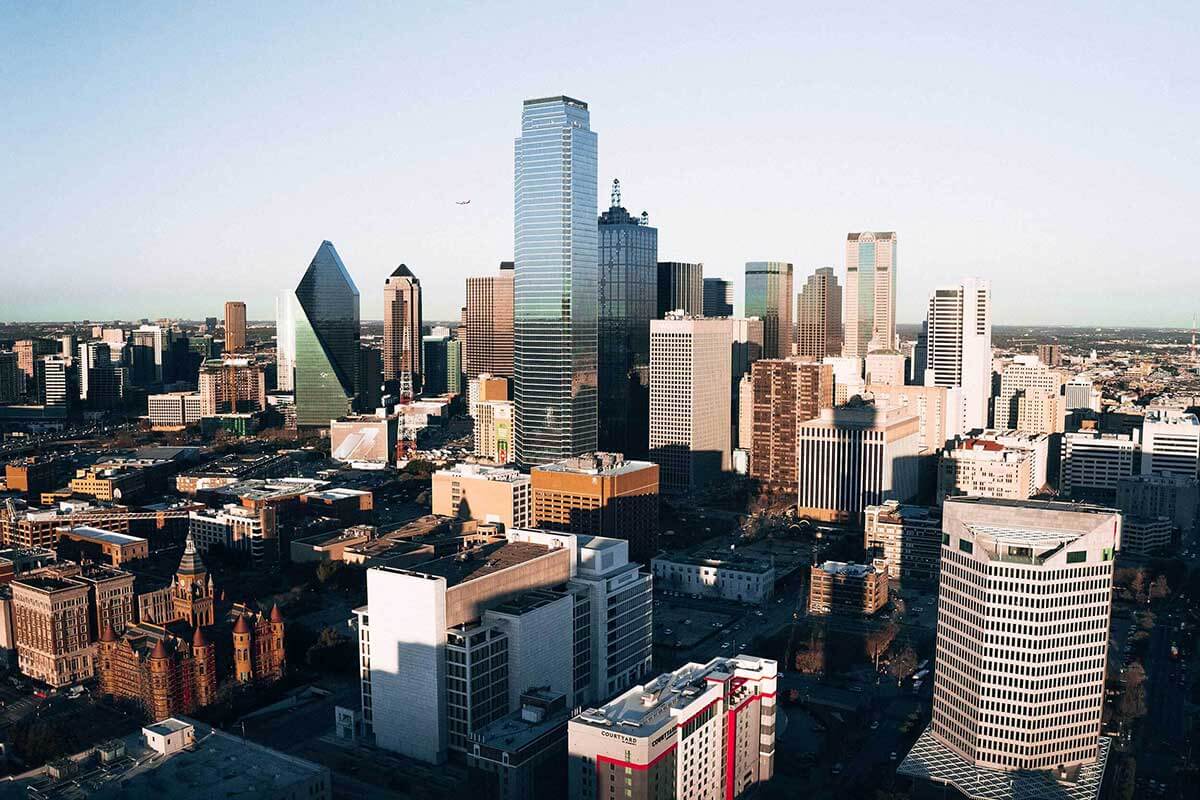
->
[793,631,826,675]
[891,596,907,620]
[888,644,918,686]
[315,560,342,586]
[1131,569,1149,604]
[1118,683,1147,720]
[1123,662,1147,690]
[1114,757,1137,800]
[865,623,897,671]
[1149,574,1170,602]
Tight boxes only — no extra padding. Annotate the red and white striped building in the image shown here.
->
[568,655,776,800]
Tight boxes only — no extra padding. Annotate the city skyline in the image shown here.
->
[5,5,1198,327]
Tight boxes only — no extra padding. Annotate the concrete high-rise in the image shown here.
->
[796,401,920,523]
[744,261,793,358]
[843,232,896,357]
[293,240,360,427]
[703,277,734,317]
[656,261,703,318]
[597,180,657,458]
[900,498,1118,800]
[1140,409,1200,478]
[922,278,992,431]
[993,355,1065,433]
[223,301,247,353]
[274,290,295,391]
[796,266,842,359]
[749,358,833,490]
[514,96,598,466]
[649,313,734,495]
[383,264,422,395]
[465,262,515,379]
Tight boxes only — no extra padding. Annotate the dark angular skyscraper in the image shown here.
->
[597,179,658,458]
[293,240,360,427]
[656,262,703,318]
[703,277,734,317]
[514,96,598,465]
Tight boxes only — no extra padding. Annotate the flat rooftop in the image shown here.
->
[389,541,554,589]
[12,575,81,592]
[65,526,145,546]
[533,452,653,477]
[655,551,774,574]
[490,587,569,616]
[438,464,529,483]
[816,561,880,577]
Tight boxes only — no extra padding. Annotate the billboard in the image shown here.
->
[330,418,395,465]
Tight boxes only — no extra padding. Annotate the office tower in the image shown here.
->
[864,350,906,387]
[597,181,657,458]
[514,96,598,466]
[899,499,1118,800]
[11,574,94,687]
[77,341,110,403]
[866,383,963,453]
[749,359,833,489]
[656,261,703,317]
[737,374,754,450]
[148,391,202,429]
[1059,430,1139,501]
[274,290,295,391]
[465,262,515,379]
[470,373,510,416]
[13,338,57,380]
[744,261,793,358]
[58,334,76,358]
[293,241,360,427]
[422,335,462,396]
[796,266,842,359]
[475,400,516,463]
[1037,342,1062,367]
[1140,409,1200,477]
[197,357,266,417]
[843,231,896,357]
[937,430,1050,502]
[530,452,660,561]
[383,264,422,393]
[507,530,653,705]
[132,325,167,385]
[1117,473,1199,535]
[923,278,992,431]
[823,355,865,405]
[864,501,942,586]
[808,560,890,616]
[0,351,19,402]
[993,355,1065,433]
[1064,378,1101,411]
[224,301,247,352]
[796,402,920,523]
[431,464,532,529]
[649,314,733,495]
[729,317,765,452]
[34,356,72,413]
[568,655,777,800]
[357,346,383,410]
[1121,517,1173,557]
[703,277,734,317]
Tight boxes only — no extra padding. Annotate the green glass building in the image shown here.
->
[293,240,360,427]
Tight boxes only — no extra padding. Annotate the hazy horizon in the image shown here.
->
[4,3,1197,327]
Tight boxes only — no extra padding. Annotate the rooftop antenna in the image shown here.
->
[611,178,621,208]
[641,211,649,226]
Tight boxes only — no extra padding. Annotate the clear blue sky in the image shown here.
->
[3,2,1197,326]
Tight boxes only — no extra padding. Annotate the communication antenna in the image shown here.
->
[611,178,621,208]
[641,211,649,226]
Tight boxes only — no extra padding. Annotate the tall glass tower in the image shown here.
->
[514,96,598,465]
[293,240,360,427]
[744,261,793,359]
[843,231,896,357]
[597,178,657,458]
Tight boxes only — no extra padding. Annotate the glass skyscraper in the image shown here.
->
[293,240,360,427]
[844,231,897,357]
[744,261,793,359]
[597,179,657,458]
[513,96,598,465]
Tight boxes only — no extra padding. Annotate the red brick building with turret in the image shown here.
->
[96,533,284,720]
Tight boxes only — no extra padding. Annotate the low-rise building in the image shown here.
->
[174,453,293,495]
[68,465,146,503]
[11,574,94,687]
[147,391,202,430]
[290,525,375,563]
[1122,515,1173,557]
[808,559,889,616]
[466,688,569,800]
[57,526,149,566]
[188,504,276,563]
[937,430,1049,503]
[432,463,532,530]
[1117,472,1199,535]
[474,399,516,464]
[863,501,942,585]
[568,655,777,800]
[1059,429,1139,501]
[651,551,775,604]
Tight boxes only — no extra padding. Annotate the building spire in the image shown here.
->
[611,178,621,208]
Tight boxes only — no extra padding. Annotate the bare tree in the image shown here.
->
[1149,575,1170,602]
[888,644,918,686]
[865,623,897,671]
[1123,662,1147,690]
[1131,569,1149,604]
[793,631,826,675]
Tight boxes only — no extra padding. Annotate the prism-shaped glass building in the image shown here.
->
[293,240,360,427]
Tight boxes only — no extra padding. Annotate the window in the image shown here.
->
[1066,551,1086,564]
[958,539,973,554]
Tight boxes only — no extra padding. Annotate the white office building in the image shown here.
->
[1140,409,1200,478]
[899,498,1118,800]
[187,503,273,563]
[922,278,992,431]
[1059,429,1139,499]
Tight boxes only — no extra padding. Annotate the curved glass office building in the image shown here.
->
[293,240,360,427]
[514,96,598,465]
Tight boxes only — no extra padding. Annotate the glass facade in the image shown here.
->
[293,240,360,427]
[743,261,793,358]
[514,96,598,465]
[656,261,703,318]
[597,185,657,457]
[844,231,897,357]
[703,277,734,317]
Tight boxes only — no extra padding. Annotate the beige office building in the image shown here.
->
[796,266,842,359]
[465,263,514,378]
[938,430,1049,503]
[383,264,422,389]
[223,301,246,353]
[843,232,896,357]
[12,574,94,687]
[431,464,532,530]
[900,498,1117,799]
[866,383,962,453]
[474,399,516,464]
[993,355,1066,433]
